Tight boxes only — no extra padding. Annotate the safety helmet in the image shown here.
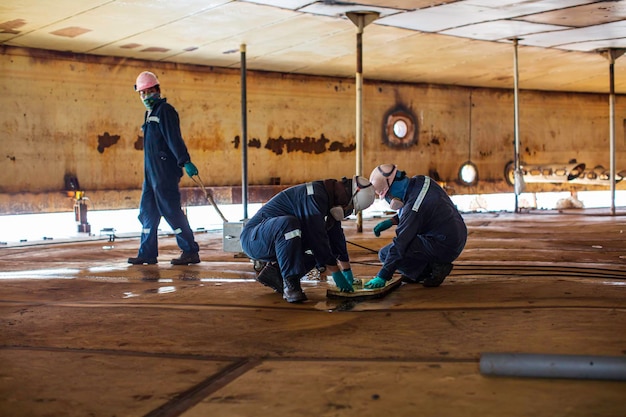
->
[135,71,160,91]
[351,176,376,212]
[369,164,398,198]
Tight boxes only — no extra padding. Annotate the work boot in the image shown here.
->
[170,252,201,265]
[128,257,157,265]
[256,262,284,294]
[283,275,307,303]
[423,263,453,287]
[401,264,432,283]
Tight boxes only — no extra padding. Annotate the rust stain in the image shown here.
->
[6,155,16,162]
[141,47,170,53]
[97,132,120,153]
[0,19,26,34]
[328,141,355,152]
[231,134,352,155]
[120,43,141,49]
[264,134,352,155]
[50,26,91,38]
[134,135,144,151]
[231,136,262,149]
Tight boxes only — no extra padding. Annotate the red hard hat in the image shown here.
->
[135,71,160,91]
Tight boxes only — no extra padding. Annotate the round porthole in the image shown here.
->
[383,107,417,148]
[504,160,515,186]
[393,119,408,138]
[458,161,478,186]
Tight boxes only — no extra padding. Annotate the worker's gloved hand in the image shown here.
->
[184,161,198,178]
[342,269,355,285]
[373,219,394,237]
[364,276,387,289]
[332,270,354,293]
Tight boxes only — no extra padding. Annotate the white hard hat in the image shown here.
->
[369,164,398,198]
[135,71,160,91]
[352,176,376,212]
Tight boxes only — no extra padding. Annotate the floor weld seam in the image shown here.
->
[143,358,262,417]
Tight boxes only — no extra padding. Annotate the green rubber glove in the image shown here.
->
[364,276,387,289]
[332,270,354,293]
[184,161,198,178]
[342,269,355,284]
[373,219,394,237]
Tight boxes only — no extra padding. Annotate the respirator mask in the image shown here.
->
[329,176,375,221]
[387,196,405,211]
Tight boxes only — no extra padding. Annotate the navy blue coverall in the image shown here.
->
[136,98,199,259]
[240,181,349,280]
[377,175,467,281]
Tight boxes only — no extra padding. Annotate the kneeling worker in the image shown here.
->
[241,176,376,303]
[365,164,467,289]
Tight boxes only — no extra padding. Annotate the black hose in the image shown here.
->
[347,240,379,254]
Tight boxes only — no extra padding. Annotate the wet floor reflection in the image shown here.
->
[198,278,252,283]
[139,268,161,281]
[315,296,400,312]
[0,268,79,280]
[122,291,139,298]
[178,271,199,281]
[157,286,176,294]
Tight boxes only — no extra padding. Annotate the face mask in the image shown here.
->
[142,92,160,110]
[330,206,346,221]
[389,197,404,210]
[385,175,408,211]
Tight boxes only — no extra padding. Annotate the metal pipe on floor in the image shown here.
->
[480,352,626,381]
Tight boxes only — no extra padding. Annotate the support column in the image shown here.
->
[600,48,625,215]
[347,11,379,232]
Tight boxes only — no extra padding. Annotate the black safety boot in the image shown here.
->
[256,262,284,294]
[170,252,201,265]
[128,257,157,265]
[401,264,433,283]
[423,263,453,287]
[283,275,307,303]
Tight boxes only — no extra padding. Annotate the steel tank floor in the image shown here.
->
[1,211,625,417]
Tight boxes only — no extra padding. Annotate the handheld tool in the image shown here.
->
[191,174,229,223]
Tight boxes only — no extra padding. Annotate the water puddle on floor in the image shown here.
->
[122,291,139,298]
[315,297,399,312]
[0,268,79,280]
[121,277,256,298]
[157,286,176,294]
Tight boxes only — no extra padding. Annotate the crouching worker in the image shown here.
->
[364,164,467,289]
[240,176,376,303]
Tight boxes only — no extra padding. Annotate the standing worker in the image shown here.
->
[127,71,201,266]
[240,176,376,303]
[365,164,467,288]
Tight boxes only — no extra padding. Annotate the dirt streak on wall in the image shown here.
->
[1,46,624,214]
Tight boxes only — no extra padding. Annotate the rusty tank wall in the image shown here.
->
[1,46,625,214]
